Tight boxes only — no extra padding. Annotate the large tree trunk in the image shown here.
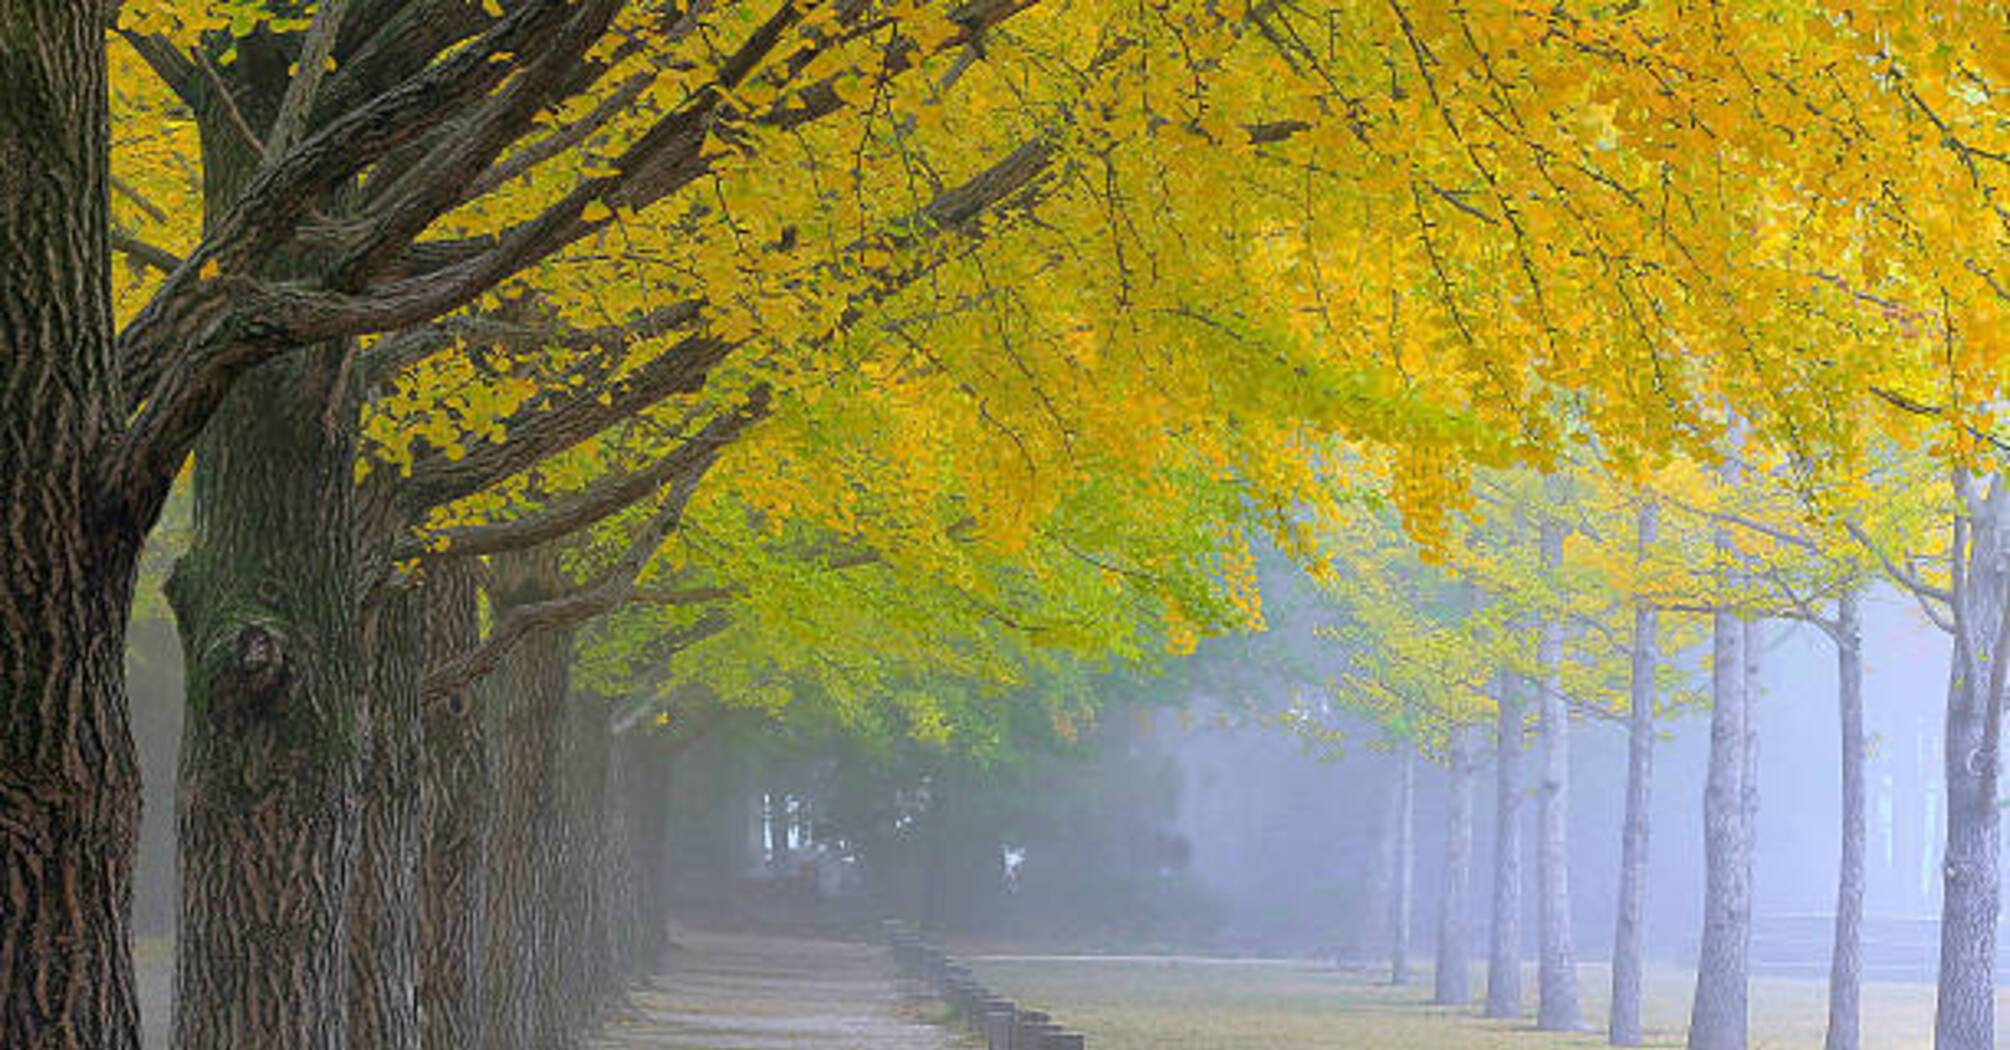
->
[0,6,149,1045]
[1610,504,1660,1047]
[1434,726,1478,1005]
[481,547,576,1050]
[1934,477,2010,1050]
[1392,747,1416,986]
[1687,609,1751,1050]
[1486,672,1525,1018]
[349,588,423,1050]
[1535,520,1581,1031]
[168,347,365,1050]
[419,561,491,1050]
[1824,590,1864,1050]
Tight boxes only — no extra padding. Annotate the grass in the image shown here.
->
[963,956,1995,1050]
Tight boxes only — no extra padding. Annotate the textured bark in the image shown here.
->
[418,561,491,1050]
[480,547,575,1050]
[1824,590,1864,1050]
[348,588,422,1050]
[0,5,148,1046]
[168,345,365,1050]
[1535,521,1581,1031]
[1687,609,1750,1050]
[1934,479,2010,1050]
[1434,727,1477,1005]
[1392,747,1416,986]
[1486,672,1525,1018]
[1610,504,1659,1047]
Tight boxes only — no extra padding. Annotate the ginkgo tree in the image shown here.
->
[4,2,2002,1049]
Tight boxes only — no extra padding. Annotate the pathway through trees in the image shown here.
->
[595,927,960,1050]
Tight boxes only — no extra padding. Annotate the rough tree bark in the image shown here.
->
[1610,503,1659,1047]
[1934,476,2010,1050]
[1392,747,1416,986]
[418,560,489,1050]
[168,344,365,1050]
[1435,726,1478,1005]
[1535,519,1582,1032]
[0,7,149,1044]
[480,547,576,1050]
[1486,672,1526,1018]
[1824,589,1864,1050]
[348,588,423,1050]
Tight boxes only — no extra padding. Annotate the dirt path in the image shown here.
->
[594,925,964,1050]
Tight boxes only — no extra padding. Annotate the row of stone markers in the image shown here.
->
[885,922,1088,1050]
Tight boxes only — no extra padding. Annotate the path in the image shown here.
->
[595,925,965,1050]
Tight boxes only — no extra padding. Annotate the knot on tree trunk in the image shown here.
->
[225,623,291,709]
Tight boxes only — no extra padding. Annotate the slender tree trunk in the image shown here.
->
[480,547,575,1050]
[1611,505,1660,1047]
[1824,590,1864,1050]
[1934,477,2009,1050]
[1486,672,1526,1018]
[169,347,365,1050]
[1536,520,1581,1031]
[1393,747,1416,986]
[1688,609,1750,1050]
[1435,727,1478,1005]
[0,7,149,1044]
[419,561,490,1050]
[348,588,423,1050]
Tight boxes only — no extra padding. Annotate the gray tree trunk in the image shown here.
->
[1610,504,1660,1046]
[480,548,576,1050]
[1486,673,1526,1018]
[168,346,366,1050]
[419,562,490,1050]
[349,589,424,1050]
[1536,519,1581,1031]
[1934,476,2010,1050]
[1393,747,1416,986]
[1435,726,1478,1005]
[1687,608,1751,1050]
[1825,590,1864,1050]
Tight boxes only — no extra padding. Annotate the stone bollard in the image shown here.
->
[1039,1034,1086,1050]
[982,1003,1018,1050]
[1013,1013,1056,1050]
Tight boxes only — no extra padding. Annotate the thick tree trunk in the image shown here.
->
[1392,747,1416,986]
[1824,590,1864,1050]
[1934,478,2009,1050]
[419,561,490,1050]
[1486,673,1525,1018]
[1687,609,1750,1050]
[1435,727,1477,1005]
[620,726,675,972]
[1536,521,1581,1031]
[480,547,576,1050]
[169,349,365,1050]
[1611,504,1659,1047]
[349,589,423,1050]
[0,7,148,1045]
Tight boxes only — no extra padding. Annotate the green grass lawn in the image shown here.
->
[965,956,1991,1050]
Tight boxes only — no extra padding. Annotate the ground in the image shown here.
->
[966,955,2007,1050]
